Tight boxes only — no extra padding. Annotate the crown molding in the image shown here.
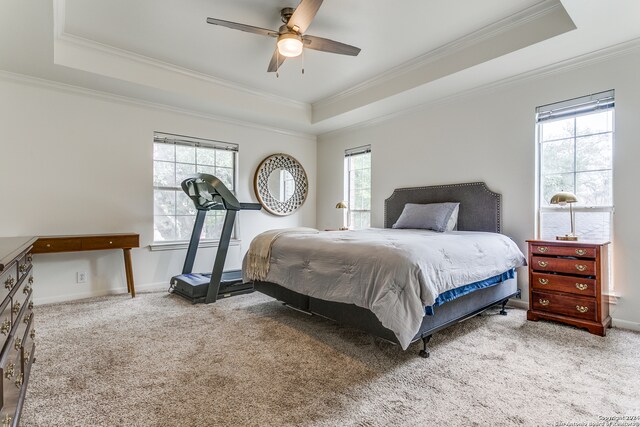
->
[55,32,308,111]
[0,69,316,141]
[319,37,640,139]
[313,0,565,111]
[52,0,65,38]
[53,0,307,112]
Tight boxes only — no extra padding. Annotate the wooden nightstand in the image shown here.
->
[526,239,611,336]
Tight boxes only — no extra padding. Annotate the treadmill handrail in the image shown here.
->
[181,174,241,211]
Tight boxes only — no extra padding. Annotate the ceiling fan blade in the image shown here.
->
[287,0,323,34]
[267,49,287,72]
[303,35,361,56]
[206,18,278,38]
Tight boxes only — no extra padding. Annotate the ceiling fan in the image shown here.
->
[206,0,361,73]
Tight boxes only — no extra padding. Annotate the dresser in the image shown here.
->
[0,237,37,427]
[526,239,611,336]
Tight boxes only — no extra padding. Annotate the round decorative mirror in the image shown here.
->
[254,153,308,216]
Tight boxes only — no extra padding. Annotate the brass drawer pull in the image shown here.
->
[539,299,550,306]
[14,337,22,351]
[30,329,36,339]
[4,363,14,379]
[537,261,549,268]
[19,264,27,273]
[4,276,14,290]
[576,283,588,291]
[538,278,549,285]
[575,264,587,272]
[27,254,33,263]
[23,285,32,295]
[575,249,587,256]
[23,313,32,324]
[2,414,12,427]
[15,372,23,388]
[537,246,548,253]
[28,275,34,284]
[28,301,34,310]
[576,305,589,313]
[24,350,31,362]
[12,302,20,315]
[1,319,11,335]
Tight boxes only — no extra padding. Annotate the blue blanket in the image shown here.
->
[425,269,516,315]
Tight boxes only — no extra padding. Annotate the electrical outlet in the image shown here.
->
[77,271,87,284]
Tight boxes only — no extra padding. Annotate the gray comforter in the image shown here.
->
[244,228,526,349]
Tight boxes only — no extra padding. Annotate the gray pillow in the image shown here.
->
[392,202,460,232]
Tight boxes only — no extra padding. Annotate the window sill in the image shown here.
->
[149,239,241,251]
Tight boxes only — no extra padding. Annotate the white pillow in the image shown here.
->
[445,204,459,231]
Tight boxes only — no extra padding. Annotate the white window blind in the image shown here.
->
[153,132,238,242]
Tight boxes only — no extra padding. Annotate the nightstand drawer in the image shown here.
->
[532,291,597,321]
[531,272,596,297]
[530,244,596,259]
[531,256,595,276]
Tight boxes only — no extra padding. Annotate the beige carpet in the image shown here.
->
[21,291,640,427]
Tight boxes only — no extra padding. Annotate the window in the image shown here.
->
[153,132,238,242]
[344,145,371,229]
[536,90,614,243]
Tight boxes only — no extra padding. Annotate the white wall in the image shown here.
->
[0,76,316,304]
[317,49,640,329]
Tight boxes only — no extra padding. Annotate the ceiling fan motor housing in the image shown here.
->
[280,7,295,24]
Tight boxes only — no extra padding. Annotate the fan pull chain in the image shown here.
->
[276,50,280,78]
[301,48,305,75]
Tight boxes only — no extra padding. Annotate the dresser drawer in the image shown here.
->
[16,252,33,281]
[0,345,22,420]
[0,266,17,305]
[81,235,139,251]
[530,244,596,259]
[33,238,82,253]
[0,298,13,340]
[531,272,596,297]
[20,318,35,373]
[532,291,597,321]
[531,256,596,276]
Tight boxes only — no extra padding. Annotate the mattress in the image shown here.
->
[243,228,526,349]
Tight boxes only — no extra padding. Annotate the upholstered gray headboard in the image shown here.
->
[384,182,501,233]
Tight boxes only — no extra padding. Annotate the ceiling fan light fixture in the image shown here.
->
[277,33,303,57]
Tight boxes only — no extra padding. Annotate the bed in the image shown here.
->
[245,182,525,357]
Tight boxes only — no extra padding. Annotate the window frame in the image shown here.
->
[344,145,371,229]
[152,132,239,246]
[535,91,615,291]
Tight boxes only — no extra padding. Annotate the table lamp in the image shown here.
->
[336,201,348,230]
[550,192,578,241]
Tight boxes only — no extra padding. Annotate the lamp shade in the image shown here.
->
[277,33,303,57]
[550,192,578,205]
[335,201,347,209]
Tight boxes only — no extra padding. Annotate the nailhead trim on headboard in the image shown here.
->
[383,182,501,233]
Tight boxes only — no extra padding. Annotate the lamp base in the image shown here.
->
[556,235,578,241]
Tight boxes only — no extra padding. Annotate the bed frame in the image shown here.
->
[254,182,520,357]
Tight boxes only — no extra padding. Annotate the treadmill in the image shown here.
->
[169,173,261,303]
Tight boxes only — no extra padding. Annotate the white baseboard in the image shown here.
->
[507,298,640,332]
[34,282,168,305]
[506,299,529,310]
[611,318,640,332]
